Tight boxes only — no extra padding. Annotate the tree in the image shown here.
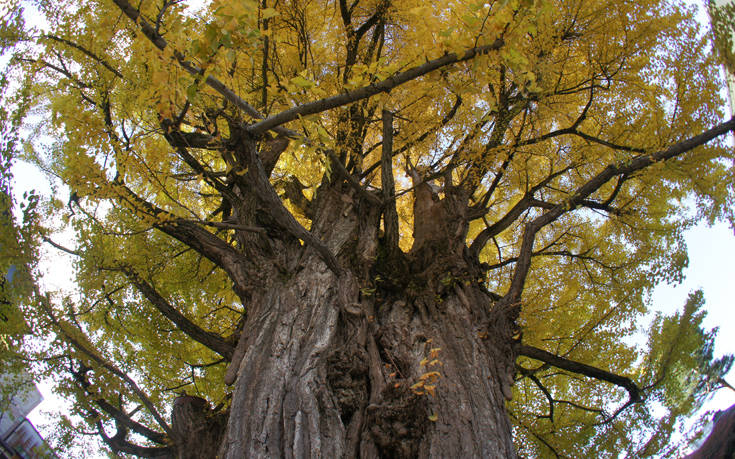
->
[1,0,734,456]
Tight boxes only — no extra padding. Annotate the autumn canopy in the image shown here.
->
[1,0,734,456]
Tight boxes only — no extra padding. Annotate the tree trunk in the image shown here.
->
[216,184,519,457]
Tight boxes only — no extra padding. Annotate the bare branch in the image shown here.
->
[517,365,555,421]
[41,236,79,256]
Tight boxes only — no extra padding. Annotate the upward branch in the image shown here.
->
[381,109,399,257]
[503,117,735,307]
[236,131,343,274]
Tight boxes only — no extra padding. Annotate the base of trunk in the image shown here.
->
[218,253,518,458]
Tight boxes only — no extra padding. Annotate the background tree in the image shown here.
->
[1,0,734,457]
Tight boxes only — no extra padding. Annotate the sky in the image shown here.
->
[5,0,735,455]
[649,222,735,414]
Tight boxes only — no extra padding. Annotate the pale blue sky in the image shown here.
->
[651,222,735,413]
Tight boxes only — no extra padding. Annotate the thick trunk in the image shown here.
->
[218,256,517,458]
[207,166,518,457]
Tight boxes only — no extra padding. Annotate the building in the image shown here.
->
[0,371,55,459]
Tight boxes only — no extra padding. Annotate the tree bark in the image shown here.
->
[216,205,518,457]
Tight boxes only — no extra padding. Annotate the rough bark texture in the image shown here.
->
[211,165,519,457]
[171,395,226,459]
[217,269,518,458]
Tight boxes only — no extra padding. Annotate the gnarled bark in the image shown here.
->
[217,262,518,458]
[215,178,518,457]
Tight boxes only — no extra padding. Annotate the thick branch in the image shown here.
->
[381,109,399,256]
[71,363,169,445]
[326,150,382,206]
[685,403,735,459]
[519,344,641,404]
[97,420,172,458]
[95,398,168,445]
[161,128,234,201]
[111,180,253,290]
[237,131,343,274]
[124,270,235,359]
[248,39,504,134]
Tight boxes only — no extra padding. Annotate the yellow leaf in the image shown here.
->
[419,371,441,382]
[262,7,278,19]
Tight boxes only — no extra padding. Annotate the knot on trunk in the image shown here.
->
[366,384,429,458]
[171,395,226,459]
[326,345,370,426]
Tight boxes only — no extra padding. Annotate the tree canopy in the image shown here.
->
[1,0,735,456]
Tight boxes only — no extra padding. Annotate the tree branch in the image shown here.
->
[519,344,642,404]
[97,420,172,458]
[42,35,124,79]
[517,365,555,421]
[37,290,173,437]
[324,150,381,206]
[70,363,168,445]
[469,167,569,259]
[236,130,343,274]
[361,94,462,179]
[41,236,80,256]
[110,179,254,290]
[247,39,504,134]
[381,109,400,257]
[123,269,235,359]
[110,0,296,138]
[503,116,735,307]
